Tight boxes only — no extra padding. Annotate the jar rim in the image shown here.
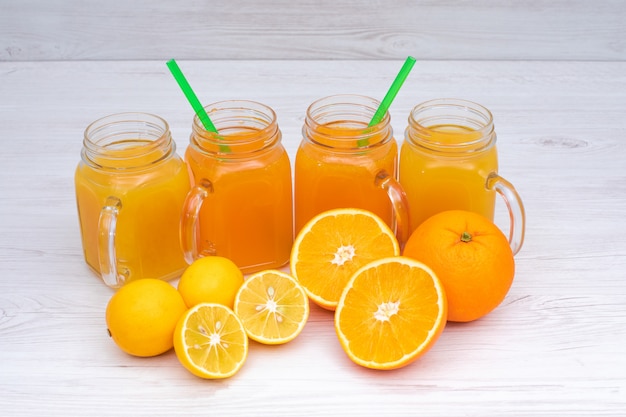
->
[306,94,390,131]
[192,99,278,143]
[82,112,173,169]
[84,112,170,147]
[409,98,493,129]
[406,98,495,153]
[304,94,392,149]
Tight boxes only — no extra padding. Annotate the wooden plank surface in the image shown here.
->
[1,0,626,61]
[0,59,625,416]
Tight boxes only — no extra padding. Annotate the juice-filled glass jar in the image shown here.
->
[181,100,293,274]
[295,94,409,245]
[400,98,525,254]
[75,113,191,288]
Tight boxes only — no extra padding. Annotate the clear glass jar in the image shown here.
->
[181,100,293,273]
[295,94,409,245]
[75,112,190,288]
[400,98,525,254]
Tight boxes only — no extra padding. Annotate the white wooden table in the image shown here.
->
[1,59,625,416]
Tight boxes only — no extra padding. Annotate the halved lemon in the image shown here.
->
[234,270,309,344]
[173,303,248,379]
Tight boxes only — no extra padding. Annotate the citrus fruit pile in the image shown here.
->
[290,208,448,370]
[105,257,310,379]
[104,207,516,376]
[290,207,515,370]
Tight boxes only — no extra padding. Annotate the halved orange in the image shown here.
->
[234,270,309,345]
[173,303,248,379]
[290,208,400,310]
[334,257,447,370]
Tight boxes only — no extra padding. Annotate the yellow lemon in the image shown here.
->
[177,256,244,309]
[234,270,310,345]
[105,279,187,357]
[174,303,248,379]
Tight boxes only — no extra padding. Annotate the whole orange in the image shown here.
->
[403,210,515,322]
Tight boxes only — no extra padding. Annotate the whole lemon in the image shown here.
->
[177,256,244,309]
[105,279,187,357]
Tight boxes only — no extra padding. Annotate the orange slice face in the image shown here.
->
[173,303,248,379]
[334,257,447,370]
[290,208,400,310]
[234,270,310,345]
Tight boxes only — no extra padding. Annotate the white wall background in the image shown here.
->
[1,0,625,61]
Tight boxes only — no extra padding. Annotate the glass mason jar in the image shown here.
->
[400,98,525,254]
[295,94,409,245]
[75,112,191,288]
[181,100,293,274]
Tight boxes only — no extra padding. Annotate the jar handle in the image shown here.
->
[180,179,214,264]
[97,196,126,288]
[375,170,411,249]
[486,172,526,255]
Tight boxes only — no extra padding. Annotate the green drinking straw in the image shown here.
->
[166,59,231,152]
[365,55,417,134]
[166,59,218,133]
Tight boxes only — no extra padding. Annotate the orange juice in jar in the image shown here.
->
[181,100,293,274]
[295,94,409,245]
[75,113,191,288]
[400,98,525,254]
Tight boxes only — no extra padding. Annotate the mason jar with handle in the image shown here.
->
[181,100,293,274]
[400,98,525,254]
[75,112,191,288]
[295,94,409,246]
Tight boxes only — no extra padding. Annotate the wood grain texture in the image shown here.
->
[1,0,626,61]
[1,60,625,416]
